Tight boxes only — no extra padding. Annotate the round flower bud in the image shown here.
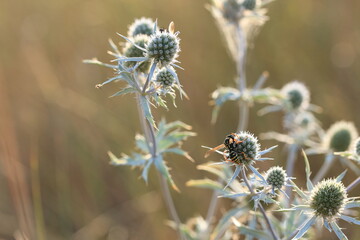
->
[323,121,358,152]
[146,31,180,67]
[310,179,347,218]
[225,132,260,165]
[222,0,242,21]
[281,81,310,111]
[242,0,256,10]
[155,67,175,87]
[355,138,360,156]
[123,35,150,73]
[265,166,287,189]
[128,18,154,37]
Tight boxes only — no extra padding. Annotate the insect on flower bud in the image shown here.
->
[224,132,260,165]
[310,179,347,219]
[128,17,154,37]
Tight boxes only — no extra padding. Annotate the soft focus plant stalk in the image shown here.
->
[135,89,184,239]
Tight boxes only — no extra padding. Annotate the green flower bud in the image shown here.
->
[123,35,150,73]
[310,179,347,218]
[155,67,175,87]
[146,31,180,67]
[323,121,358,152]
[265,166,287,189]
[128,18,154,37]
[281,81,310,111]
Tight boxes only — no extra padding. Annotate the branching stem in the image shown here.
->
[241,167,279,240]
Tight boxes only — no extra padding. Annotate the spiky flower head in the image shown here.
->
[281,81,310,111]
[242,0,256,10]
[155,67,175,87]
[146,30,180,67]
[128,17,154,37]
[355,137,360,156]
[265,166,287,189]
[225,132,260,165]
[122,34,150,72]
[323,121,358,152]
[309,179,347,219]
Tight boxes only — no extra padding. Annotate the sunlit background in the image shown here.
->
[1,0,360,239]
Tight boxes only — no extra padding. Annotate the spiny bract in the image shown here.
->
[123,34,150,72]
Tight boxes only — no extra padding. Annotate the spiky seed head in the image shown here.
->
[123,34,150,73]
[146,31,180,67]
[355,138,360,156]
[128,18,154,37]
[155,67,175,87]
[323,121,358,152]
[242,0,256,10]
[265,166,287,189]
[281,81,310,111]
[310,179,347,219]
[227,132,260,165]
[222,0,242,21]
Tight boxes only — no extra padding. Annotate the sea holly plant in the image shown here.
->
[282,151,360,240]
[85,18,193,238]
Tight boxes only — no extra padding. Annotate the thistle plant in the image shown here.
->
[85,18,193,238]
[283,153,360,240]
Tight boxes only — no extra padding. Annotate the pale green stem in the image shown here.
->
[313,153,334,184]
[285,144,298,202]
[241,167,279,240]
[204,23,249,236]
[136,81,183,239]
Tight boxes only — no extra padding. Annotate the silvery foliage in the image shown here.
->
[84,19,194,191]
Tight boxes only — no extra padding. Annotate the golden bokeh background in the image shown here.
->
[0,0,359,239]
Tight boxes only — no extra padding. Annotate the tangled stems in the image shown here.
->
[240,167,279,240]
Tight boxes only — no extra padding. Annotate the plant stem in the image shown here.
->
[142,61,157,94]
[285,144,298,201]
[204,23,249,235]
[346,176,360,193]
[241,167,279,240]
[136,70,183,239]
[312,153,334,184]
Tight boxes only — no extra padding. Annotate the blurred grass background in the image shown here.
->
[0,0,359,239]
